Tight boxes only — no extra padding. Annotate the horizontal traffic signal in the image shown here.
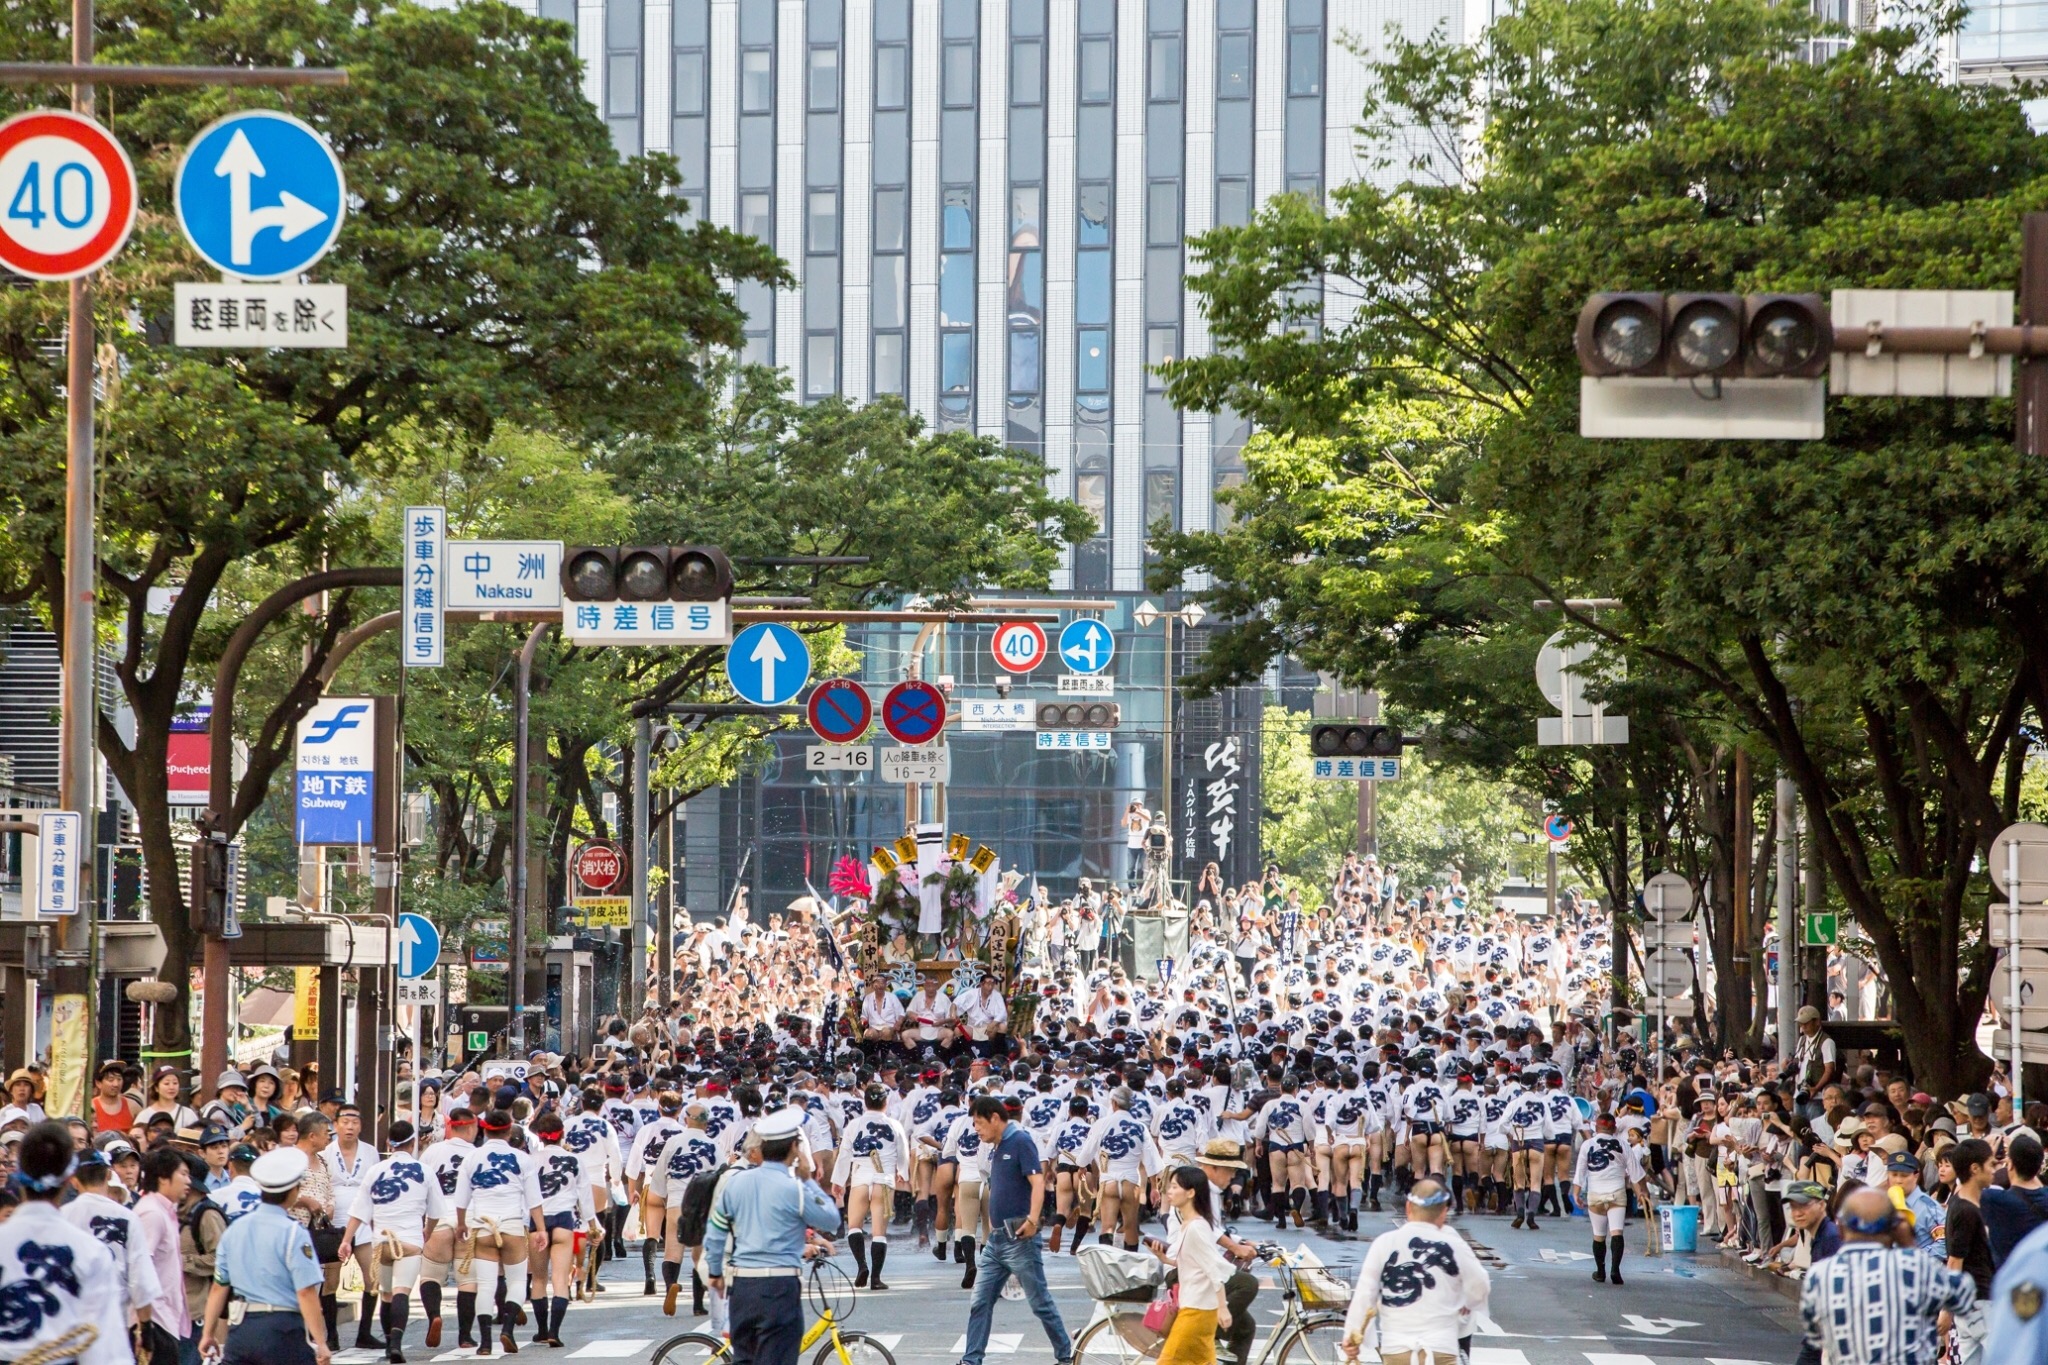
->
[1310,723,1401,758]
[1575,293,1830,380]
[561,545,734,602]
[1036,701,1121,730]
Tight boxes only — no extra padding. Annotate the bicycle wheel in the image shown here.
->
[1274,1314,1349,1365]
[653,1332,730,1365]
[813,1330,899,1365]
[1071,1313,1152,1365]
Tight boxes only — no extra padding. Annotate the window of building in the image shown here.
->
[1078,182,1110,245]
[1076,251,1111,326]
[1216,177,1249,227]
[608,54,640,117]
[1145,468,1177,532]
[1077,328,1109,395]
[874,189,906,250]
[1149,36,1181,101]
[1147,181,1179,245]
[876,44,907,108]
[809,46,840,111]
[674,49,706,114]
[1012,41,1043,105]
[741,192,772,240]
[1218,33,1251,97]
[940,253,974,327]
[1147,325,1179,380]
[742,48,773,112]
[808,190,837,253]
[944,41,976,106]
[1009,328,1041,394]
[943,188,973,250]
[806,335,837,396]
[1287,28,1320,96]
[1076,470,1109,525]
[1080,38,1113,102]
[942,332,973,393]
[874,333,905,395]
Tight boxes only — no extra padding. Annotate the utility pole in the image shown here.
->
[1776,772,1799,1057]
[630,717,651,1017]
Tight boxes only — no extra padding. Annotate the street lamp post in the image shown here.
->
[1133,600,1205,892]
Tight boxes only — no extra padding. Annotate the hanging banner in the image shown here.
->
[293,965,321,1040]
[47,994,88,1120]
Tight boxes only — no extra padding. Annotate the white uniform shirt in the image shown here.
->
[534,1147,597,1221]
[1345,1220,1491,1358]
[1573,1133,1646,1199]
[452,1138,544,1228]
[1077,1112,1161,1183]
[349,1152,452,1245]
[627,1116,685,1179]
[861,991,906,1035]
[1152,1099,1210,1160]
[834,1112,912,1185]
[958,988,1008,1038]
[649,1128,721,1201]
[0,1200,133,1365]
[422,1137,475,1208]
[210,1174,265,1224]
[321,1142,379,1223]
[60,1190,161,1318]
[564,1112,623,1195]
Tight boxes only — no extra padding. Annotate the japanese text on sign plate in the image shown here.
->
[405,507,445,667]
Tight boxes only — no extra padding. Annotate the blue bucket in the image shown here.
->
[1659,1204,1701,1253]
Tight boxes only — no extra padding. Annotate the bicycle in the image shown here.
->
[651,1257,898,1365]
[1070,1241,1350,1365]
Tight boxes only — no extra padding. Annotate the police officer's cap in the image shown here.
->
[200,1123,232,1147]
[755,1108,805,1141]
[253,1146,311,1192]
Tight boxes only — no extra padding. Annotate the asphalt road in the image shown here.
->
[332,1207,1803,1365]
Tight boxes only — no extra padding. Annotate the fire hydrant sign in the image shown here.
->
[574,842,623,892]
[0,110,138,280]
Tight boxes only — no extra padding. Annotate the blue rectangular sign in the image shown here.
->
[296,697,376,845]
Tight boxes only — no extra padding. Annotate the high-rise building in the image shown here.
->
[501,0,1461,907]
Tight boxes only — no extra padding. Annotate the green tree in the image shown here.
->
[1151,0,2048,1090]
[0,0,783,1058]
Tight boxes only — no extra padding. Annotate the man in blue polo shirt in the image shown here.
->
[958,1097,1073,1365]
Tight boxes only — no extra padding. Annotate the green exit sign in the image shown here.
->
[466,1030,488,1052]
[1804,912,1838,947]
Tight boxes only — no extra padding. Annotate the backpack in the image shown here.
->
[674,1161,735,1248]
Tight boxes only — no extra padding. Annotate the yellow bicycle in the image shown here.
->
[652,1259,897,1365]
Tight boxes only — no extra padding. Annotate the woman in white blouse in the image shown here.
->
[1148,1166,1233,1365]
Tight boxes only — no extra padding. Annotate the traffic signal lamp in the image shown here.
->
[1575,293,1830,379]
[561,545,734,602]
[1310,723,1402,758]
[188,830,229,935]
[1036,701,1121,730]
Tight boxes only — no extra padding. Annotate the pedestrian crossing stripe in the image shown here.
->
[570,1342,656,1358]
[948,1333,1021,1354]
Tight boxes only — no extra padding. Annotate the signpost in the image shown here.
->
[991,621,1049,673]
[174,110,345,279]
[403,506,445,668]
[396,912,441,979]
[1057,674,1113,695]
[1989,821,2048,1105]
[1544,813,1574,843]
[805,745,873,772]
[573,842,623,894]
[807,680,873,744]
[960,699,1034,732]
[1058,619,1116,675]
[0,110,137,281]
[882,680,948,746]
[1036,731,1114,751]
[1536,630,1629,745]
[1641,870,1693,1070]
[1310,757,1402,781]
[448,541,563,610]
[879,746,951,784]
[295,698,376,845]
[574,896,631,928]
[726,621,811,707]
[1804,912,1838,948]
[34,812,82,916]
[563,599,732,646]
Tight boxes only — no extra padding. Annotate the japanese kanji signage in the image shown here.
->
[561,599,732,646]
[296,697,375,845]
[1177,695,1263,889]
[1311,757,1402,781]
[1035,730,1113,750]
[404,506,445,668]
[35,811,81,916]
[447,540,562,609]
[173,282,346,348]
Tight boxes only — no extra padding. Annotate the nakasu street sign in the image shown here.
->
[807,679,873,744]
[0,110,138,281]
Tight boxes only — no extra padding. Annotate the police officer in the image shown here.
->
[200,1147,331,1365]
[700,1109,843,1365]
[0,1122,130,1365]
[1990,1219,2048,1362]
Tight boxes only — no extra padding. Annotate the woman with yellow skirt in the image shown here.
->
[1153,1167,1234,1365]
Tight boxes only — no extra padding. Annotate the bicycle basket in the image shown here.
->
[1294,1266,1353,1309]
[1077,1245,1165,1302]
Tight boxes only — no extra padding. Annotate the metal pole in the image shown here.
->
[2013,837,2026,1111]
[1546,843,1557,922]
[1775,773,1798,1059]
[630,717,651,1018]
[1160,614,1174,890]
[510,622,551,1057]
[657,793,674,1010]
[53,0,99,1119]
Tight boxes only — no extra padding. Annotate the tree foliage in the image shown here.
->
[1151,0,2048,1089]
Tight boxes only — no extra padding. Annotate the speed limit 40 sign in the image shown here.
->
[991,621,1048,673]
[0,110,137,280]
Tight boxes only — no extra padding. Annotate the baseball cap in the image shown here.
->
[1784,1181,1829,1205]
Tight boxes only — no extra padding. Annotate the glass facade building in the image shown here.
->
[489,0,1465,910]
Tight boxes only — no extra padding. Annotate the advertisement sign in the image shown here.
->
[293,965,321,1040]
[167,729,210,805]
[296,698,375,845]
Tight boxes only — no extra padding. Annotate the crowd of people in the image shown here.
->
[6,844,2048,1365]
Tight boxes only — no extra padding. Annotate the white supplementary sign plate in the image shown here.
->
[1312,757,1401,780]
[806,745,873,771]
[1057,673,1113,695]
[174,282,347,347]
[563,598,732,645]
[879,745,950,782]
[1036,730,1114,750]
[960,698,1034,731]
[448,541,562,609]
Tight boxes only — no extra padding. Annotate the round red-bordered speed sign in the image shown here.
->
[990,621,1048,674]
[0,110,138,281]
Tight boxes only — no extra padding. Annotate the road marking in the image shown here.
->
[1620,1315,1699,1336]
[1469,1350,1533,1365]
[862,1336,903,1351]
[570,1342,654,1358]
[948,1334,1021,1354]
[1707,1360,1774,1365]
[1585,1355,1659,1365]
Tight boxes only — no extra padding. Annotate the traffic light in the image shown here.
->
[188,830,229,935]
[1036,701,1121,730]
[1575,293,1830,380]
[1310,723,1401,758]
[561,545,734,602]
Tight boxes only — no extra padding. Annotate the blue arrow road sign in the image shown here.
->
[396,911,441,979]
[727,621,811,706]
[1059,618,1116,674]
[175,110,345,281]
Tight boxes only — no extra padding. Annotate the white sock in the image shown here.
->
[474,1261,500,1314]
[503,1260,529,1305]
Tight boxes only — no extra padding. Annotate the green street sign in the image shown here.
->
[1804,912,1838,948]
[466,1030,488,1052]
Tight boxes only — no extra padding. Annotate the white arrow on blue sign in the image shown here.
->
[726,621,811,706]
[1059,618,1116,674]
[396,911,441,979]
[174,110,345,281]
